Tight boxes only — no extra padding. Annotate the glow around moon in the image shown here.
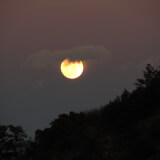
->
[60,59,84,79]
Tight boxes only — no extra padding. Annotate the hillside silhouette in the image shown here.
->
[1,64,160,160]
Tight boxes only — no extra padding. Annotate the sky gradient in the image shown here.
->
[0,0,160,136]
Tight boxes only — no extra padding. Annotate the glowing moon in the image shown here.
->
[60,59,84,79]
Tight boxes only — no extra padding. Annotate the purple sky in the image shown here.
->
[0,0,160,136]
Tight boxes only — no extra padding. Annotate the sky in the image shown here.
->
[0,0,160,136]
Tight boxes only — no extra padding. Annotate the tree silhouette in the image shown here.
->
[0,125,27,160]
[1,63,160,160]
[135,64,159,88]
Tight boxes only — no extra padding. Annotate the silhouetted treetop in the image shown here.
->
[0,125,28,160]
[135,64,160,88]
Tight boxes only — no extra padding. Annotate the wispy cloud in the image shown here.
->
[26,45,110,69]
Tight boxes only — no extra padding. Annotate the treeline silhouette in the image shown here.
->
[1,64,160,160]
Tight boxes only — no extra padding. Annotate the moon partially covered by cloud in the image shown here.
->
[26,45,110,69]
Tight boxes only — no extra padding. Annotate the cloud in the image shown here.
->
[26,45,110,69]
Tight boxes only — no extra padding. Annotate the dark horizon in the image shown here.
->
[1,64,160,160]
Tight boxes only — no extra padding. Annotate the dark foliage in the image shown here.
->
[1,64,160,160]
[0,125,28,160]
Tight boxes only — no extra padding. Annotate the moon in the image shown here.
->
[60,59,84,79]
